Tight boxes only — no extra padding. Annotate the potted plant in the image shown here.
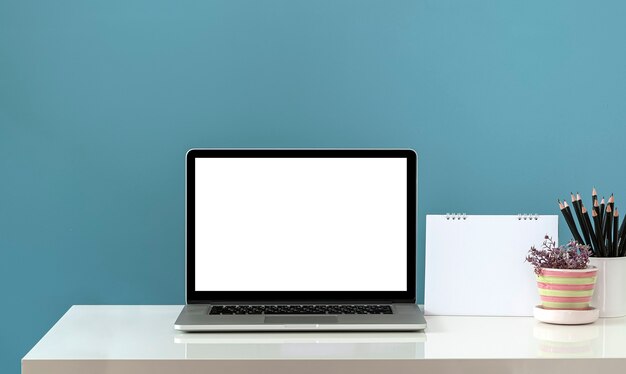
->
[526,236,599,324]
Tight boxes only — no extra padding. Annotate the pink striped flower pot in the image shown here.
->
[536,267,598,310]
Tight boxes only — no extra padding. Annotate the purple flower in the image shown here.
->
[525,236,590,275]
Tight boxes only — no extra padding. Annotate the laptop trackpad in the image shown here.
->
[264,316,339,324]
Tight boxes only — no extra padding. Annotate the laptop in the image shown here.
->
[175,149,426,331]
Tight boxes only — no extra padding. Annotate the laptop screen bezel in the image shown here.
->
[186,149,417,304]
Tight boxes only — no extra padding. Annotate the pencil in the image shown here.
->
[620,228,626,257]
[561,200,585,245]
[613,208,619,256]
[609,208,616,256]
[559,200,577,241]
[582,206,598,255]
[592,187,598,206]
[592,187,598,225]
[610,195,615,254]
[618,211,626,256]
[605,205,613,255]
[592,209,606,257]
[593,203,602,253]
[574,193,592,247]
[600,197,606,231]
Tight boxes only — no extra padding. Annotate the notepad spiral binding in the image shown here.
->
[445,213,467,220]
[445,213,540,220]
[518,214,539,220]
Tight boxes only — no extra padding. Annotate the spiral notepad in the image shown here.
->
[424,214,558,316]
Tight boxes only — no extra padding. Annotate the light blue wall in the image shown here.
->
[2,1,626,372]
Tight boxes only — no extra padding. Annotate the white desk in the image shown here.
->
[22,305,626,374]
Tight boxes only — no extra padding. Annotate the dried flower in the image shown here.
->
[525,236,590,275]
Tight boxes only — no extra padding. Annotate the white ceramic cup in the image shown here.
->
[589,257,626,318]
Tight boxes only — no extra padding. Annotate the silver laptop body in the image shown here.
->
[175,149,426,331]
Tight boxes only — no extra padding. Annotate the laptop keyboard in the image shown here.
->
[209,304,393,315]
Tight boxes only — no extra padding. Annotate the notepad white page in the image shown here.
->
[424,215,558,316]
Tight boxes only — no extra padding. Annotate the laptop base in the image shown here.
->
[175,303,426,332]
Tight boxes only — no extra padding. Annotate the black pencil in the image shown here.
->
[592,209,606,257]
[592,187,598,206]
[613,208,619,256]
[582,206,598,255]
[609,194,616,253]
[574,193,592,247]
[600,197,606,232]
[561,200,585,245]
[605,205,613,255]
[620,228,626,257]
[593,203,601,241]
[618,212,626,256]
[591,187,598,228]
[559,200,575,237]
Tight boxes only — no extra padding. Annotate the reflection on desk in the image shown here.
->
[175,331,426,359]
[425,315,626,359]
[534,318,626,358]
[22,305,626,374]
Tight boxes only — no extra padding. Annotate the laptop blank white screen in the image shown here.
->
[194,157,407,291]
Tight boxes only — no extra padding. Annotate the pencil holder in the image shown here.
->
[589,257,626,317]
[536,267,597,310]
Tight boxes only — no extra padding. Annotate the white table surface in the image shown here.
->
[22,305,626,374]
